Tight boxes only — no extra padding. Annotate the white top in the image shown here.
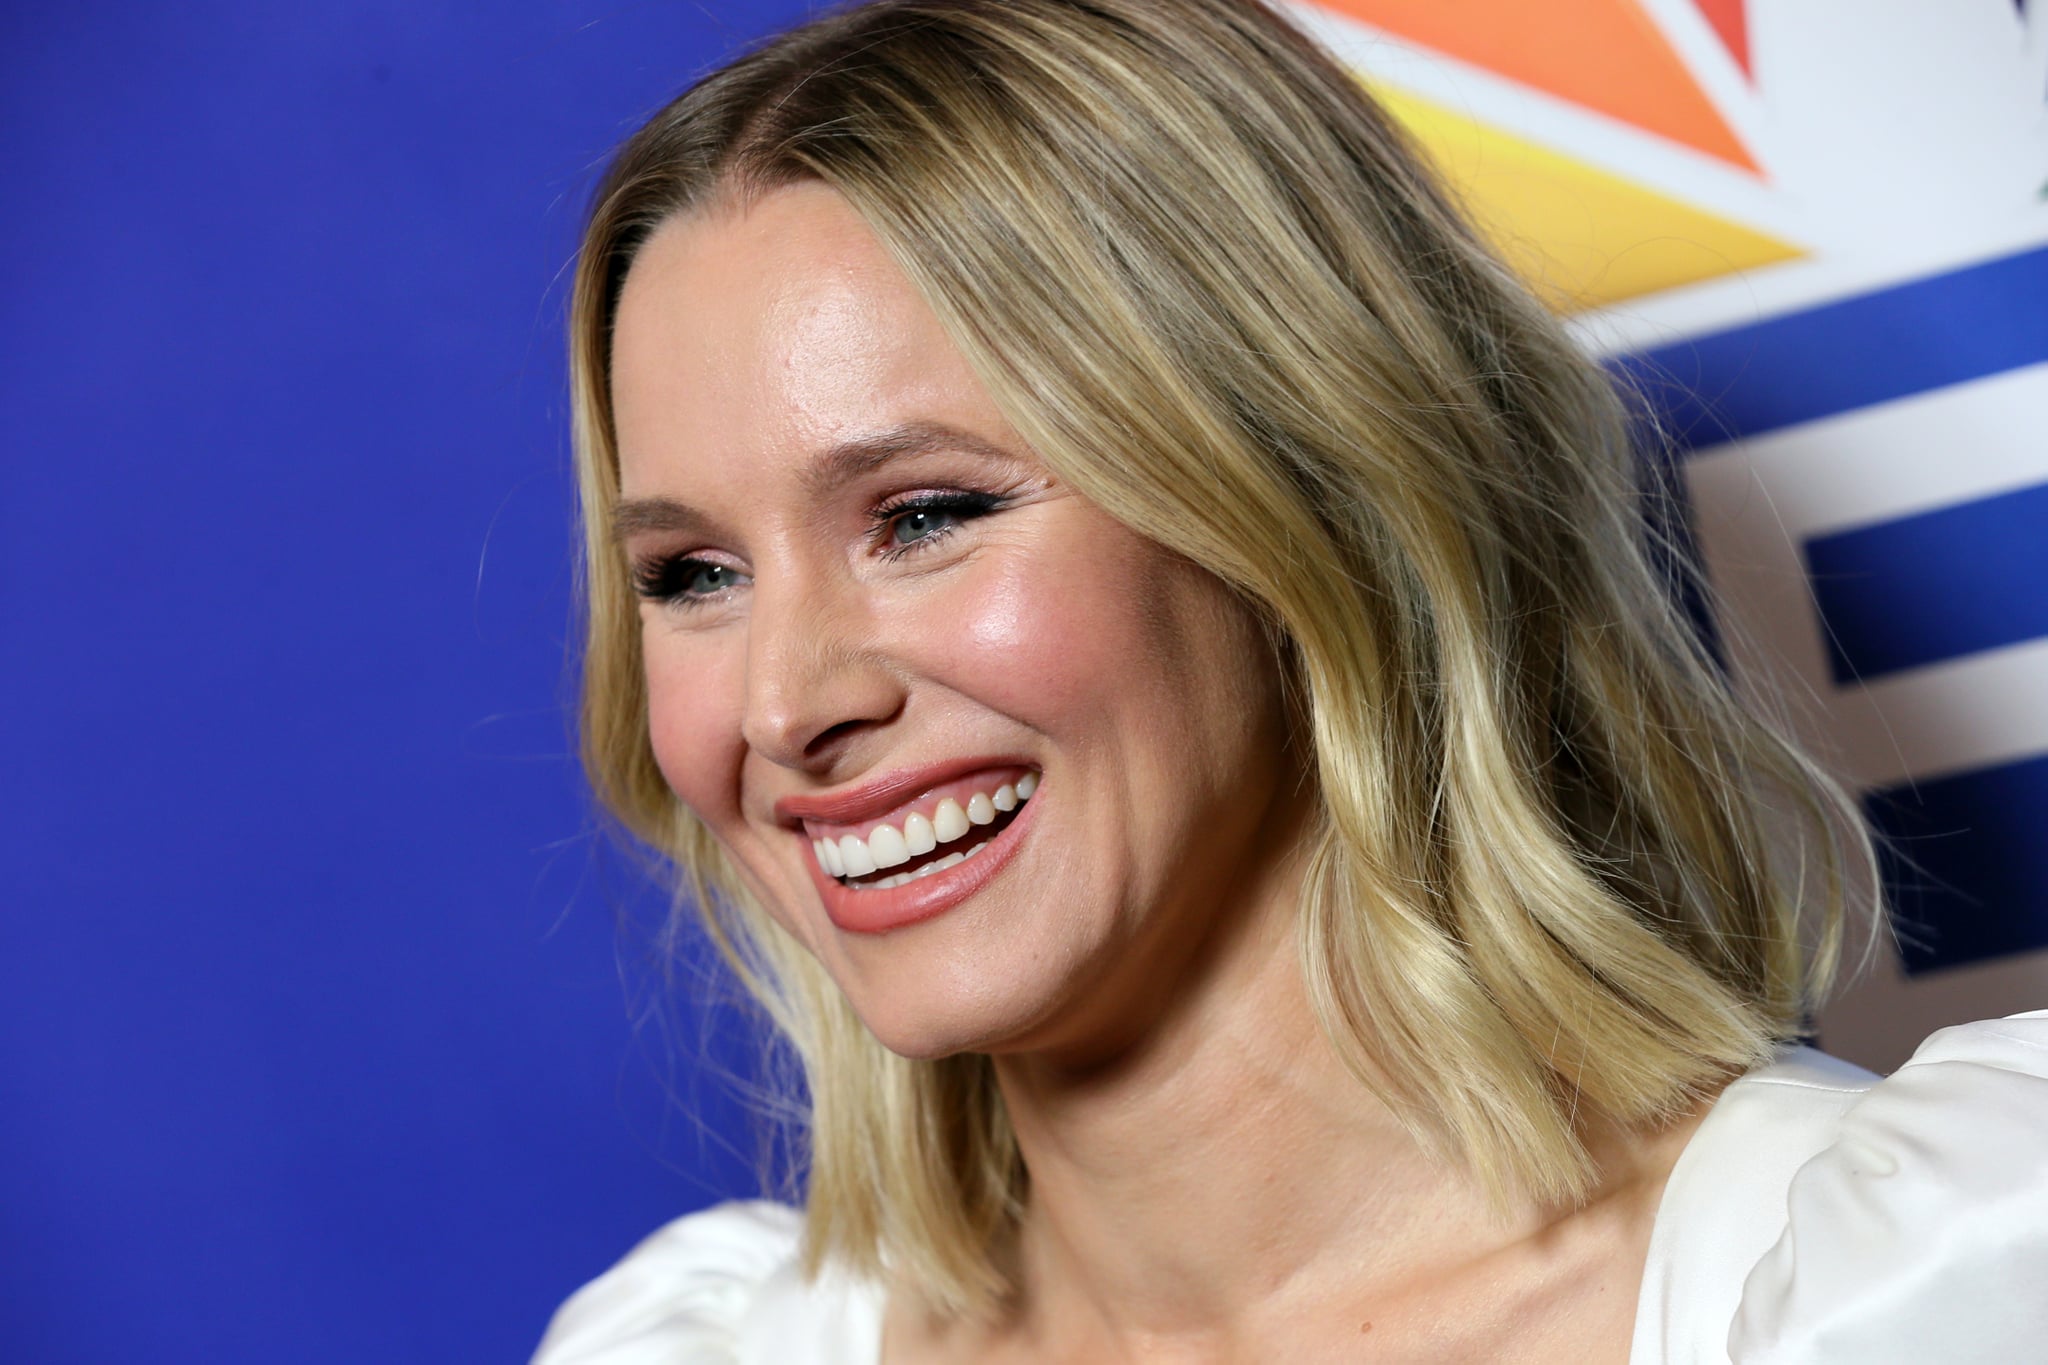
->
[535,1010,2048,1363]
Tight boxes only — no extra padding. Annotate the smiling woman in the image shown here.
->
[536,2,2048,1362]
[604,185,1302,1061]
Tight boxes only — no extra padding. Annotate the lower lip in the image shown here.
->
[808,791,1040,935]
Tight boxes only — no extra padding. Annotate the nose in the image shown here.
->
[739,567,903,771]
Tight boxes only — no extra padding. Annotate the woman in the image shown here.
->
[536,0,2048,1359]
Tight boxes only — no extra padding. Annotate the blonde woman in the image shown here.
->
[535,1,2048,1360]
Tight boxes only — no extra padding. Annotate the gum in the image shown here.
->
[801,765,1037,845]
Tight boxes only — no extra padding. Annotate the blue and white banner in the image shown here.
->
[1296,0,2048,1065]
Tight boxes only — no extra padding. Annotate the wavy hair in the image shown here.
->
[568,0,1875,1316]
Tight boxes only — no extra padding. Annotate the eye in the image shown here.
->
[679,562,740,594]
[889,505,959,547]
[632,554,747,606]
[874,491,1003,558]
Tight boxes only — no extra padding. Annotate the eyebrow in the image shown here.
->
[610,420,1021,543]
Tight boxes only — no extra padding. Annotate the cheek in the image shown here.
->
[933,520,1209,736]
[951,576,1111,717]
[641,629,747,823]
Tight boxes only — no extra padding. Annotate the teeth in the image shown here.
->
[919,850,968,879]
[811,773,1040,886]
[857,849,976,891]
[867,823,910,868]
[838,834,876,877]
[903,811,936,856]
[932,797,969,843]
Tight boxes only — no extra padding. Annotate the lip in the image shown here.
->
[802,775,1041,935]
[775,755,1037,827]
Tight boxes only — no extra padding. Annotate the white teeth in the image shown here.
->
[932,798,969,843]
[838,833,876,877]
[828,841,993,890]
[815,773,1039,886]
[867,823,910,868]
[902,811,936,856]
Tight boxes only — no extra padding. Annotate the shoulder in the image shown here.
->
[531,1200,885,1365]
[1636,1010,2048,1363]
[1632,1038,1877,1360]
[1732,1009,2048,1362]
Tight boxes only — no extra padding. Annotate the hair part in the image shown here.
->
[569,0,1876,1318]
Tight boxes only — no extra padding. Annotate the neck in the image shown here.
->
[987,858,1544,1351]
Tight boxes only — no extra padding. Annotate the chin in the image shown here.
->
[855,999,1039,1063]
[843,958,1074,1064]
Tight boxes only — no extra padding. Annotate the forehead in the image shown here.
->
[608,183,993,498]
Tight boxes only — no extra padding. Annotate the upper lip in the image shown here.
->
[773,755,1035,827]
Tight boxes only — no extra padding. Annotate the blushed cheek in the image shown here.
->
[947,522,1197,724]
[642,642,748,824]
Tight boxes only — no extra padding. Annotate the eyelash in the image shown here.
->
[631,490,1006,608]
[869,490,1003,561]
[632,555,739,605]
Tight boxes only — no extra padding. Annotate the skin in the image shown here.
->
[608,181,1708,1363]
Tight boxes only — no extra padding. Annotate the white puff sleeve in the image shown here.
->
[1731,1010,2048,1363]
[531,1200,884,1365]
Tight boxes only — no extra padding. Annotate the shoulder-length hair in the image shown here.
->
[568,0,1873,1316]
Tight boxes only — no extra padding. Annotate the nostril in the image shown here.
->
[804,718,869,760]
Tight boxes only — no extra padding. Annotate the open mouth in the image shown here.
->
[807,770,1037,892]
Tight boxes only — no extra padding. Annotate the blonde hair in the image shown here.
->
[569,0,1875,1316]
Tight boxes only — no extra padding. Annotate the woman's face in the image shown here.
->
[608,183,1308,1061]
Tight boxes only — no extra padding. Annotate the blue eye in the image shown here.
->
[889,506,959,546]
[875,492,1003,556]
[683,563,737,593]
[633,555,744,605]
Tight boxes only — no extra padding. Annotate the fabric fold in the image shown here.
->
[1731,1010,2048,1363]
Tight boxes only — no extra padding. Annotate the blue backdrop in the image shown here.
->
[8,2,2047,1360]
[1,4,806,1360]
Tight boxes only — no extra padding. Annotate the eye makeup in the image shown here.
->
[868,489,1006,560]
[628,485,1015,609]
[632,555,744,605]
